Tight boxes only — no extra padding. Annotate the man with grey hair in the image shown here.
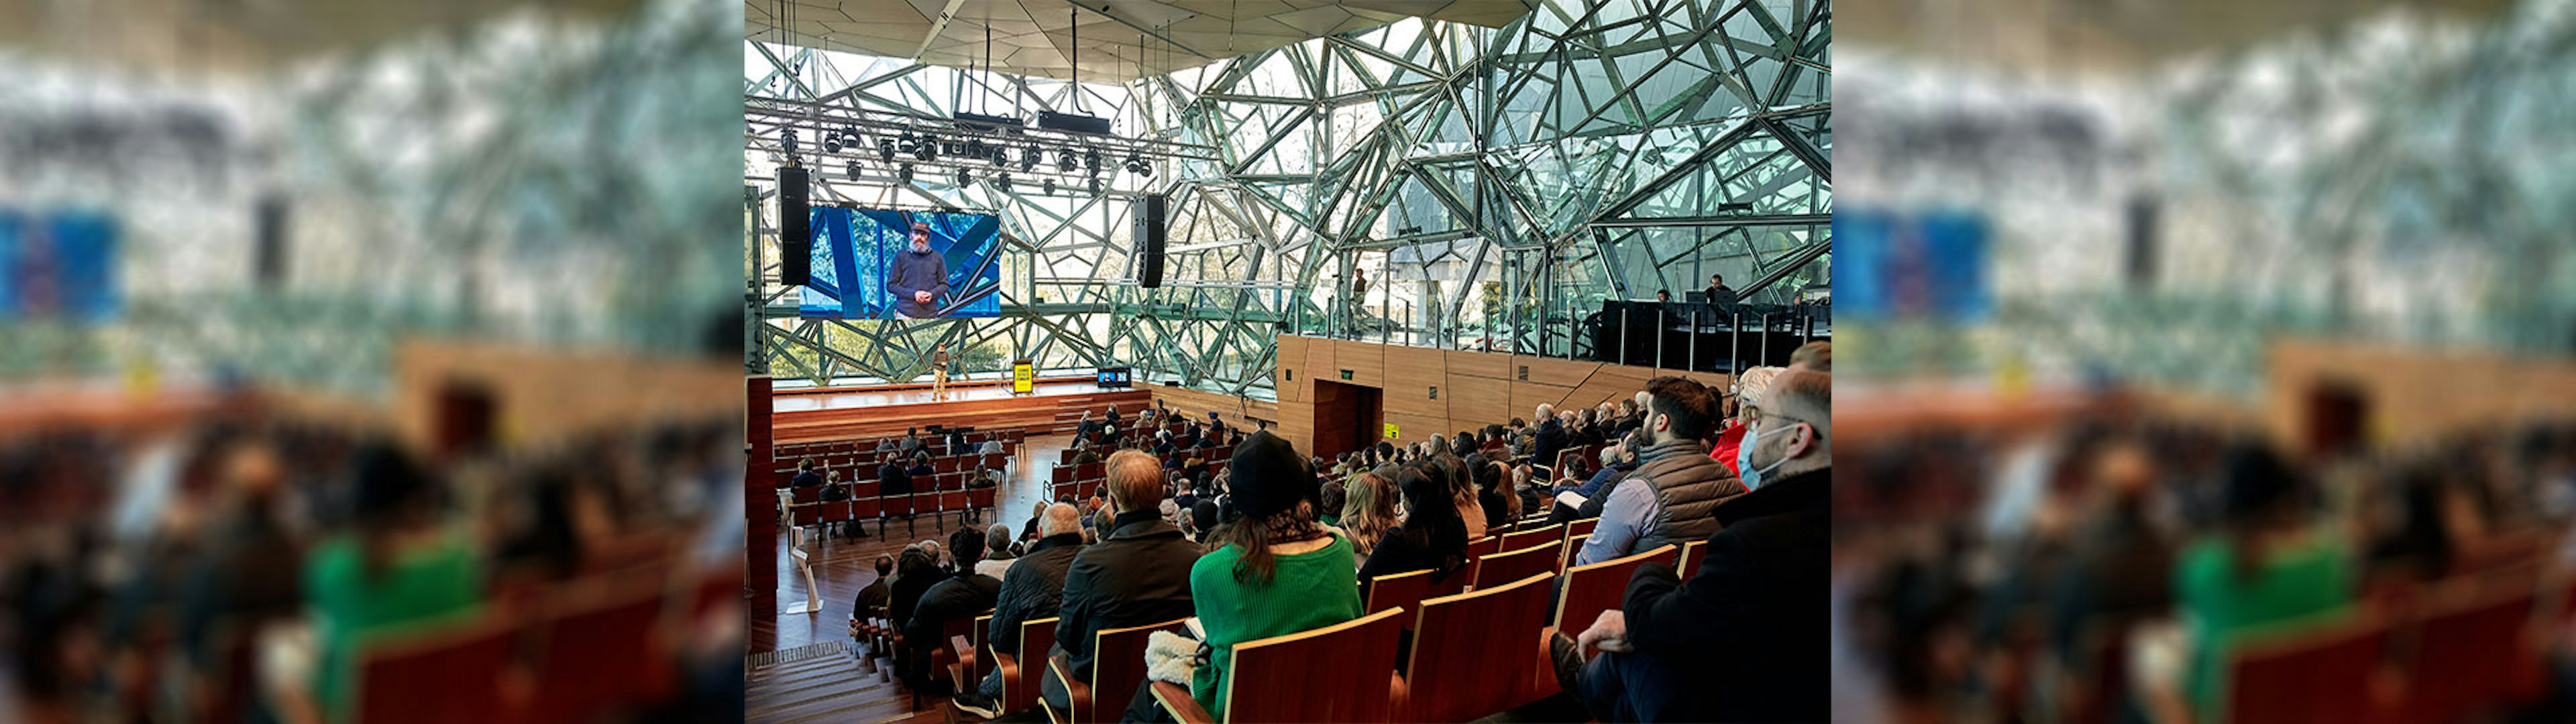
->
[1552,367,1829,721]
[953,503,1087,717]
[974,523,1019,579]
[1036,450,1197,713]
[1533,402,1570,475]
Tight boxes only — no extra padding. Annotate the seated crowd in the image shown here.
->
[1845,394,2576,723]
[851,341,1833,722]
[1,413,745,724]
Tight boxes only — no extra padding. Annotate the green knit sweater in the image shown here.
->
[1188,533,1364,719]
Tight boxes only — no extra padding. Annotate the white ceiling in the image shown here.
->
[746,0,1535,82]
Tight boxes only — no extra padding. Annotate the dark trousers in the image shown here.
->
[1569,650,1681,723]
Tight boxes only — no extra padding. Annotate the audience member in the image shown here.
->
[851,554,894,625]
[877,436,900,452]
[902,428,924,454]
[1788,340,1831,372]
[900,528,1004,694]
[306,446,485,721]
[1155,432,1361,720]
[2165,444,2353,723]
[1474,457,1517,530]
[1318,480,1347,527]
[885,546,939,638]
[1357,465,1472,586]
[1534,405,1570,473]
[953,504,1087,717]
[1436,455,1490,540]
[976,523,1020,579]
[1552,367,1829,722]
[1576,376,1742,565]
[1189,500,1222,546]
[791,458,824,488]
[1042,450,1200,711]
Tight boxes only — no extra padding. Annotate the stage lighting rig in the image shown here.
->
[955,168,972,187]
[1022,147,1040,172]
[1042,178,1057,195]
[879,138,897,162]
[995,173,1014,192]
[1058,149,1078,172]
[847,160,862,179]
[898,164,914,183]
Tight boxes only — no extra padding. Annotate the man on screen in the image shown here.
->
[888,220,951,318]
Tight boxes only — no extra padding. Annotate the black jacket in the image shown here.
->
[1613,466,1827,722]
[905,569,1003,644]
[989,533,1085,656]
[880,463,912,495]
[1533,420,1570,471]
[1357,517,1469,585]
[887,245,951,318]
[791,471,824,488]
[1051,510,1198,680]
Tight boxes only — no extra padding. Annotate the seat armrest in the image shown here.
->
[1150,681,1214,724]
[1048,653,1091,709]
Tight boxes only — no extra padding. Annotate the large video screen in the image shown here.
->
[798,207,1001,319]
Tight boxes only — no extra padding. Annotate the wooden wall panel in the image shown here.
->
[1382,412,1449,448]
[1444,373,1513,430]
[2266,339,2576,448]
[1383,346,1447,420]
[1334,340,1387,387]
[1560,365,1657,416]
[1275,336,1309,403]
[1517,356,1599,387]
[1511,381,1574,423]
[1303,337,1338,390]
[1444,349,1513,379]
[1148,386,1279,433]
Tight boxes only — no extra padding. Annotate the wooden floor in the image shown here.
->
[749,433,1077,723]
[753,433,1071,654]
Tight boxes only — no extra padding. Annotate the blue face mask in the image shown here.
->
[1736,418,1793,490]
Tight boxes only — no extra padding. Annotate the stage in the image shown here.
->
[765,378,1150,444]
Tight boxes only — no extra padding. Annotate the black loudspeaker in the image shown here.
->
[1134,193,1166,288]
[254,193,287,289]
[779,166,810,286]
[2125,194,2157,288]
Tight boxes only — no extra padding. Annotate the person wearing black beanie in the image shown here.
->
[1167,431,1363,719]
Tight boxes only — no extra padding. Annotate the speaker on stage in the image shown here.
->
[1134,194,1166,288]
[779,165,811,286]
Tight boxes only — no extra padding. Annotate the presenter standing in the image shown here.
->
[930,344,952,401]
[888,220,950,318]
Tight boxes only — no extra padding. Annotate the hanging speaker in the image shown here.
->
[253,192,288,289]
[779,166,810,286]
[1134,193,1166,288]
[2125,193,2157,289]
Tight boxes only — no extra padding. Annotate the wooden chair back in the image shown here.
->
[1565,516,1600,538]
[1403,572,1558,721]
[2402,583,2538,722]
[1203,607,1406,723]
[354,616,518,724]
[529,575,671,721]
[1065,618,1189,723]
[1364,568,1434,619]
[994,617,1059,715]
[1499,523,1562,552]
[1552,544,1678,644]
[1471,539,1564,592]
[1675,539,1705,577]
[2224,613,2393,724]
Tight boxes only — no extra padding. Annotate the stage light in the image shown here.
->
[991,146,1010,166]
[1087,177,1101,194]
[898,164,914,183]
[847,160,861,179]
[1023,147,1040,172]
[1084,149,1101,172]
[918,140,937,162]
[879,139,897,162]
[995,173,1013,192]
[1059,149,1078,172]
[780,128,799,158]
[967,138,986,159]
[956,168,972,187]
[1042,178,1056,195]
[1138,162,1154,179]
[822,132,841,154]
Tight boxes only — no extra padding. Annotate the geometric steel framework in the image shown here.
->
[746,0,1831,400]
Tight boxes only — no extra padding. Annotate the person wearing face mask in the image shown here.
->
[1709,366,1781,475]
[1550,367,1831,723]
[1572,376,1744,566]
[886,219,951,318]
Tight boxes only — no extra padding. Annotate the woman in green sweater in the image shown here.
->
[1179,431,1363,721]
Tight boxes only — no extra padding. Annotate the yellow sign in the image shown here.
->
[1012,359,1036,394]
[1383,422,1399,440]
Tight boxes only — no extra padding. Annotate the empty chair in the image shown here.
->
[1044,618,1191,724]
[1471,540,1563,592]
[2223,613,2394,724]
[1398,572,1559,721]
[1150,607,1408,724]
[990,617,1059,715]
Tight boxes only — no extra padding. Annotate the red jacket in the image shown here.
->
[1709,420,1746,475]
